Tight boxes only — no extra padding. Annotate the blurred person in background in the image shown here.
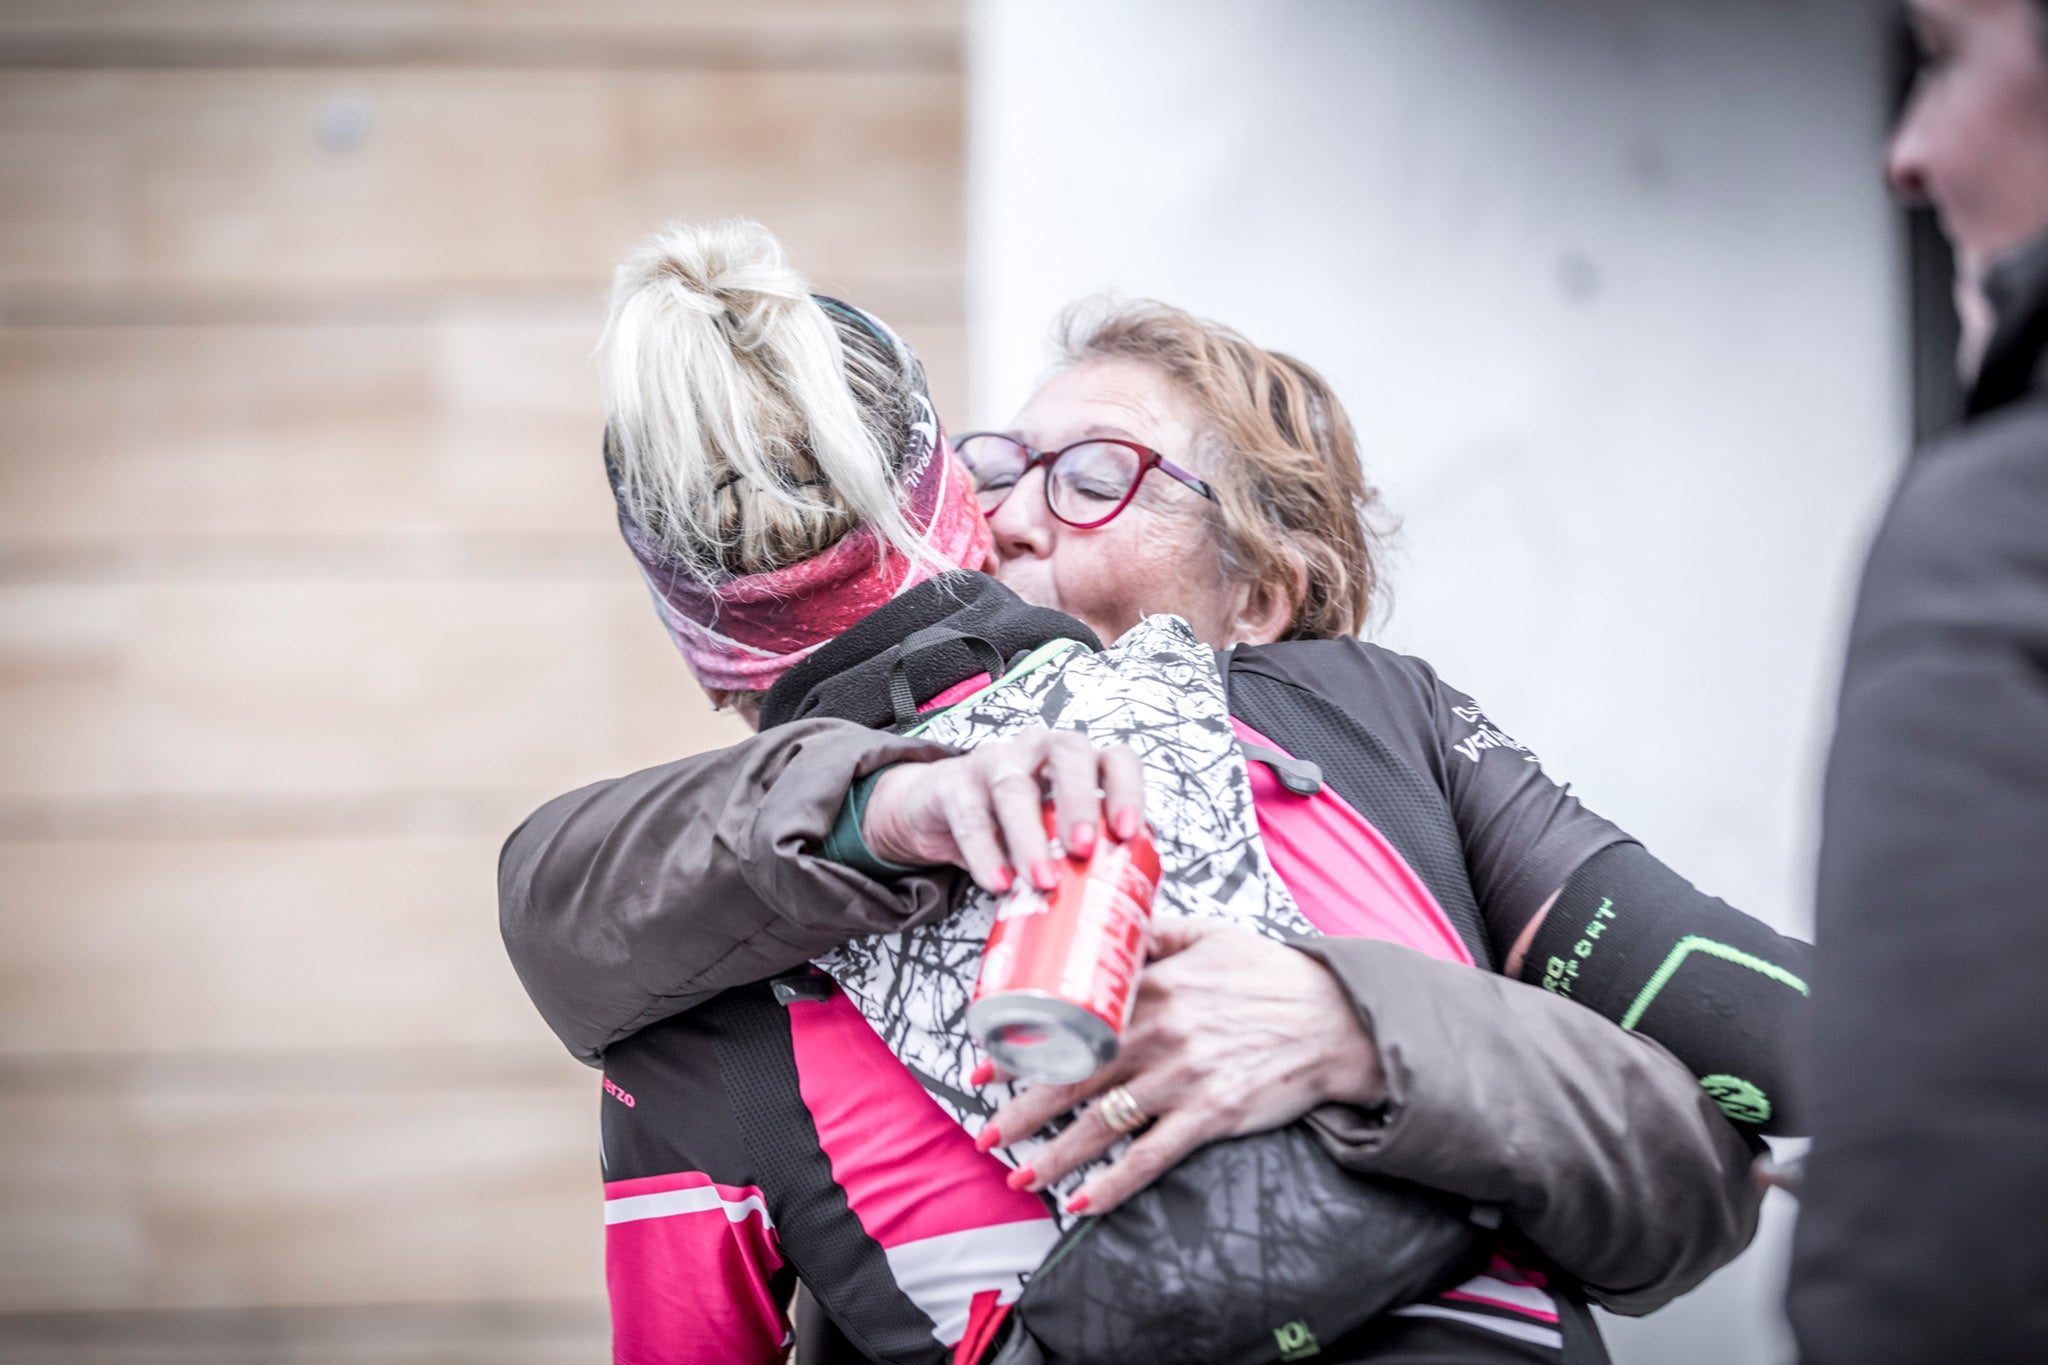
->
[503,220,1813,1362]
[1787,0,2048,1359]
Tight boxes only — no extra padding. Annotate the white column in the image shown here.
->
[968,3,1905,1359]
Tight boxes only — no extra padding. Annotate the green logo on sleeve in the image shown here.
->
[1275,1319,1321,1361]
[1540,897,1619,999]
[1700,1073,1772,1125]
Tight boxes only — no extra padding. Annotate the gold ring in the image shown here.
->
[1095,1084,1150,1136]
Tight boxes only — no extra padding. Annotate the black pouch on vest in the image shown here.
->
[995,1124,1484,1365]
[723,977,1481,1365]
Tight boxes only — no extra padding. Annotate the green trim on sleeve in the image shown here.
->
[819,765,924,880]
[902,638,1091,737]
[1618,935,1810,1031]
[824,637,1092,877]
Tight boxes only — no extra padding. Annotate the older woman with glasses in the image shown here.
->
[503,221,1804,1364]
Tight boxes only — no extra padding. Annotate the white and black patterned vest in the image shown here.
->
[815,614,1315,1223]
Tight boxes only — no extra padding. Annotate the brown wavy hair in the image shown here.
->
[1060,300,1388,639]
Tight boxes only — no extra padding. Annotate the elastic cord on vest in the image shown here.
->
[1523,842,1812,1134]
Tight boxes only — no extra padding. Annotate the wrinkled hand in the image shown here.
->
[982,916,1386,1216]
[861,727,1145,895]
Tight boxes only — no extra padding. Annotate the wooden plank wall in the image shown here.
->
[0,3,964,1360]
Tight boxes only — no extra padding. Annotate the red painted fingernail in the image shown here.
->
[1006,1164,1037,1191]
[974,1123,1002,1153]
[969,1059,996,1087]
[1114,809,1140,841]
[1030,859,1058,891]
[1071,822,1096,858]
[1064,1191,1091,1215]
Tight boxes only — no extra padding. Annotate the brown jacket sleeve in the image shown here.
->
[498,718,959,1064]
[499,724,1760,1309]
[1291,937,1762,1314]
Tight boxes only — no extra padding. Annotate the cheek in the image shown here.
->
[1037,507,1230,638]
[1931,63,2048,259]
[1059,531,1150,621]
[1119,513,1235,626]
[1031,523,1169,637]
[1129,513,1214,587]
[1949,95,2011,202]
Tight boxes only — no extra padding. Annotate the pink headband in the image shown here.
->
[609,299,992,692]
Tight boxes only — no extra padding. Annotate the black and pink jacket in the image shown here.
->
[598,702,1593,1364]
[503,579,1780,1361]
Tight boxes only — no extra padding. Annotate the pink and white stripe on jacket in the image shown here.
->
[604,987,1055,1365]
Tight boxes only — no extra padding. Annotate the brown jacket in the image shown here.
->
[499,717,1760,1313]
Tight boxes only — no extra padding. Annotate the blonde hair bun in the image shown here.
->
[599,218,923,577]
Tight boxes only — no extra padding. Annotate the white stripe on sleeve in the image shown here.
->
[605,1185,774,1229]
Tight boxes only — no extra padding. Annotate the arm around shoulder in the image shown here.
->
[499,717,957,1063]
[1291,937,1761,1313]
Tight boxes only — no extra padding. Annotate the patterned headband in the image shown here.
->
[607,296,992,693]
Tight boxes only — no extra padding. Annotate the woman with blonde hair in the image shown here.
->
[503,218,1799,1364]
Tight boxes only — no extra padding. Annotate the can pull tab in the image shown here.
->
[1238,741,1323,796]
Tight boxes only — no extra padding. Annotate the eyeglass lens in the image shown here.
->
[955,435,1143,526]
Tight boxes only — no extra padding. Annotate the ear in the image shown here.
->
[1228,554,1306,646]
[702,686,766,731]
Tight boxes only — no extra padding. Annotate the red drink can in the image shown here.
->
[966,807,1161,1084]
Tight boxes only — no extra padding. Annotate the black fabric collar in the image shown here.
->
[758,571,1101,731]
[1970,226,2048,418]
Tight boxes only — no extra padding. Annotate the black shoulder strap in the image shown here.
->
[888,626,1008,730]
[1549,1272,1614,1365]
[709,979,945,1365]
[1224,664,1495,972]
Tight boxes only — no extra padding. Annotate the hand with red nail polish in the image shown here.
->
[969,1058,996,1087]
[1063,1191,1091,1216]
[1005,1164,1037,1191]
[974,1123,1002,1153]
[857,728,1146,898]
[977,915,1385,1221]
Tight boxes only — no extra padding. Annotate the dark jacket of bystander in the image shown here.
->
[1789,230,2048,1363]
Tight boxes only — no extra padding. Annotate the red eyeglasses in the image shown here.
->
[952,432,1217,529]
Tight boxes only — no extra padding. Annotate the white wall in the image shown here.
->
[968,2,1906,1360]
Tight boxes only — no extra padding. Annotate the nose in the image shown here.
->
[985,466,1055,563]
[1886,91,1931,204]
